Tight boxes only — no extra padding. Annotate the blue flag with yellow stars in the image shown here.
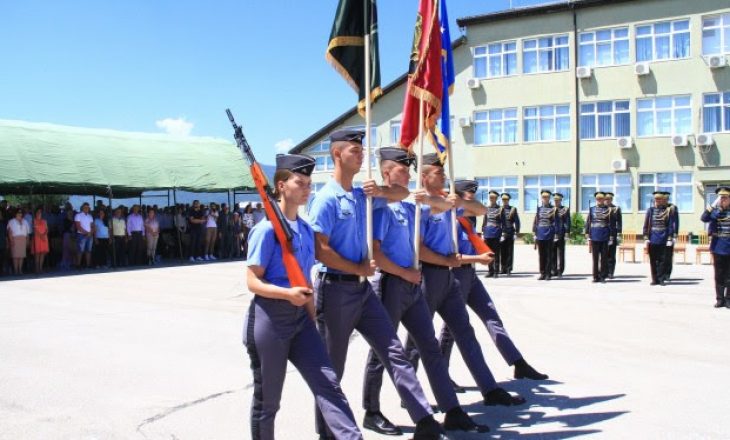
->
[431,0,454,161]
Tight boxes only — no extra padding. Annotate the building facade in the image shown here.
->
[291,0,730,235]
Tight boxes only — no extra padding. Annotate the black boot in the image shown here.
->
[413,415,448,440]
[443,407,489,433]
[715,298,725,308]
[514,358,548,380]
[483,387,526,406]
[363,411,402,436]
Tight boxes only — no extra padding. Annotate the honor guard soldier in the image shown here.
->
[665,192,680,280]
[481,190,504,278]
[440,180,548,384]
[585,192,613,283]
[643,191,674,286]
[406,153,526,407]
[500,193,520,275]
[362,149,489,436]
[533,190,559,280]
[244,154,363,440]
[307,129,446,440]
[550,192,570,278]
[700,187,730,308]
[605,192,622,279]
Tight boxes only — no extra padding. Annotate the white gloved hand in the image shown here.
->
[712,198,721,208]
[609,239,614,246]
[645,240,650,246]
[500,236,505,243]
[666,239,673,247]
[553,237,559,242]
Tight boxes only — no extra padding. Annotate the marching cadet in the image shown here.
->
[643,191,674,286]
[307,129,446,440]
[404,153,526,407]
[665,192,680,280]
[700,187,730,308]
[243,154,363,440]
[533,190,559,280]
[481,190,504,278]
[500,193,520,275]
[362,148,489,435]
[605,192,622,279]
[440,180,548,384]
[550,192,570,278]
[585,192,613,283]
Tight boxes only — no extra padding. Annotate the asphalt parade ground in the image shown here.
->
[0,244,726,439]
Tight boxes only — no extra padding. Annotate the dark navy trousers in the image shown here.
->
[243,296,362,440]
[362,272,460,414]
[315,275,432,436]
[440,265,522,369]
[404,264,498,393]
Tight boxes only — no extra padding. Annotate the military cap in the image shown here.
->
[488,190,499,197]
[329,127,365,143]
[604,192,614,198]
[275,153,316,176]
[378,147,415,167]
[553,192,564,199]
[421,153,444,167]
[540,190,552,196]
[500,193,511,200]
[455,180,478,194]
[594,191,606,198]
[715,186,730,196]
[652,191,664,198]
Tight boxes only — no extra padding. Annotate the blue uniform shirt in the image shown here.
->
[373,201,415,268]
[308,179,387,273]
[701,207,730,256]
[533,204,558,241]
[643,206,673,244]
[246,218,315,288]
[586,206,611,242]
[421,206,464,256]
[481,205,504,239]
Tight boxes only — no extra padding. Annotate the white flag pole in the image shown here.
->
[447,138,458,254]
[413,98,425,269]
[363,4,373,281]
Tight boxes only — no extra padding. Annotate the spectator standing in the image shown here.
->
[188,200,205,262]
[111,207,127,267]
[60,208,76,270]
[144,208,160,265]
[32,207,50,274]
[252,202,265,225]
[204,203,218,261]
[231,211,243,259]
[242,204,255,258]
[0,208,7,275]
[217,203,233,259]
[74,203,94,269]
[126,204,145,265]
[93,209,110,268]
[174,205,188,259]
[7,209,30,275]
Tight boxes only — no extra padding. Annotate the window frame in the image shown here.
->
[523,104,571,143]
[523,174,572,213]
[472,40,518,79]
[475,176,520,209]
[701,13,730,56]
[522,34,570,74]
[473,108,519,146]
[701,92,730,134]
[635,18,691,62]
[578,26,630,68]
[636,95,692,137]
[637,172,694,213]
[579,173,633,213]
[389,120,401,146]
[579,100,631,140]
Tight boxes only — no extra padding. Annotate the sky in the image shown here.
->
[1,0,552,166]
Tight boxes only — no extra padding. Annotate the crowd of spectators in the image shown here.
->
[0,199,265,277]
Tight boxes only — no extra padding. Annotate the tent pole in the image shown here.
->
[227,190,231,208]
[173,189,183,261]
[109,187,116,268]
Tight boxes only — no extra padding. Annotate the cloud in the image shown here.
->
[155,117,193,136]
[274,138,295,154]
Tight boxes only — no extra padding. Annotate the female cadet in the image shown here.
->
[243,153,362,440]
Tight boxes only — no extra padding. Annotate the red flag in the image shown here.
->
[398,0,442,151]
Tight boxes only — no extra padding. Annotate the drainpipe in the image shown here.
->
[571,2,581,214]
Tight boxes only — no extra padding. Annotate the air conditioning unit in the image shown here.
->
[616,136,633,149]
[458,116,472,128]
[576,66,592,79]
[467,78,480,89]
[671,134,689,147]
[708,55,728,69]
[696,133,714,146]
[611,158,628,172]
[634,62,651,76]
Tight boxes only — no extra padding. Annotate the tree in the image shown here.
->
[569,211,586,245]
[1,194,70,209]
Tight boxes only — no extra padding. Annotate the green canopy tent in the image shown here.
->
[0,119,255,198]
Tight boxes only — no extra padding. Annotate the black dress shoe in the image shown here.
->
[363,411,402,436]
[443,407,490,433]
[450,379,466,393]
[546,275,552,281]
[600,278,607,284]
[413,415,448,440]
[608,274,615,279]
[659,279,666,286]
[514,359,549,380]
[538,275,546,280]
[725,300,730,309]
[483,387,526,406]
[650,281,658,285]
[592,278,599,283]
[714,299,725,308]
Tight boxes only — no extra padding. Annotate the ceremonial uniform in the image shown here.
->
[585,192,613,282]
[481,191,503,278]
[550,193,570,277]
[665,199,680,279]
[243,155,362,440]
[532,191,559,280]
[700,187,730,308]
[643,192,674,286]
[500,194,519,275]
[606,193,622,279]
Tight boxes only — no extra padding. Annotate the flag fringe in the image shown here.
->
[325,36,365,93]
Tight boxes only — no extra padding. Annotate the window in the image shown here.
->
[389,120,401,146]
[580,174,632,212]
[524,105,570,142]
[309,140,333,173]
[702,13,730,55]
[473,41,517,78]
[474,108,518,145]
[523,35,570,73]
[475,176,519,208]
[523,175,571,212]
[580,100,630,139]
[638,172,692,212]
[702,92,730,133]
[578,27,629,67]
[350,125,378,170]
[637,95,691,136]
[636,19,690,62]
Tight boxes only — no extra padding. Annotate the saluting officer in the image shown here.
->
[665,192,680,280]
[405,153,526,407]
[243,154,362,440]
[500,193,520,275]
[643,191,674,286]
[605,192,622,279]
[533,190,559,280]
[550,192,570,278]
[440,180,548,384]
[362,148,489,436]
[307,129,446,440]
[481,190,504,278]
[700,187,730,308]
[585,191,613,283]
